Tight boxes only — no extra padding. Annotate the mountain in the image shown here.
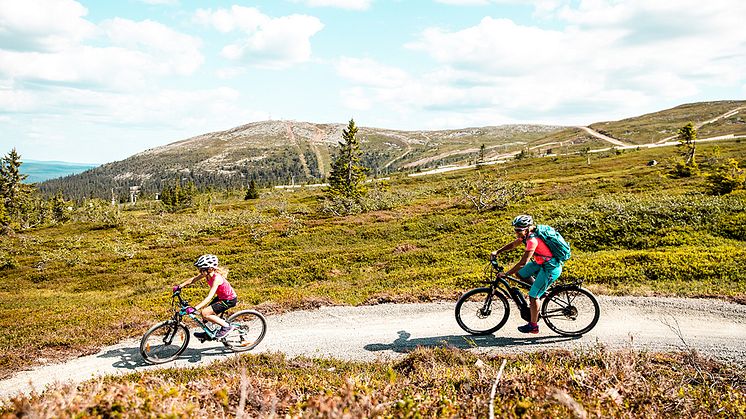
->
[22,160,98,184]
[38,121,563,200]
[37,100,746,200]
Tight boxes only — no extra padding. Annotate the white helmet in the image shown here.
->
[194,254,219,269]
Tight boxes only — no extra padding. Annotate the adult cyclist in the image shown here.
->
[490,215,563,334]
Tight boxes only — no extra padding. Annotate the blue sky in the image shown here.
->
[1,0,744,164]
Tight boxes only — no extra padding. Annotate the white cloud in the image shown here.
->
[0,0,96,52]
[293,0,373,10]
[434,0,492,5]
[215,67,247,80]
[196,6,323,68]
[101,18,203,76]
[336,57,410,88]
[0,1,203,90]
[2,84,266,162]
[336,0,746,126]
[137,0,178,4]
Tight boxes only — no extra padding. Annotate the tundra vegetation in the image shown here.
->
[1,139,745,416]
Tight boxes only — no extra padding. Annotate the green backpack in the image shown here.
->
[533,225,571,262]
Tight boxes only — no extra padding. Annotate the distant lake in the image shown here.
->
[22,160,99,184]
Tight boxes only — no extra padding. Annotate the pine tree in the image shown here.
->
[0,148,33,227]
[245,180,259,200]
[477,144,486,167]
[327,119,367,199]
[678,122,697,165]
[52,190,68,222]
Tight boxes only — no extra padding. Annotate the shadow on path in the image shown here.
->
[97,344,233,370]
[364,330,579,354]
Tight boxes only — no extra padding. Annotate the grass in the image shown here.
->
[589,100,746,144]
[2,346,744,417]
[1,140,745,379]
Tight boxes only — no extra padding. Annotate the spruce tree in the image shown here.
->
[327,119,367,199]
[245,180,259,200]
[0,149,33,227]
[678,122,697,165]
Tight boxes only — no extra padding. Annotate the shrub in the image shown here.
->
[565,245,746,288]
[320,182,414,216]
[547,193,746,251]
[708,158,745,195]
[0,251,16,270]
[71,199,122,228]
[670,159,700,178]
[454,177,529,212]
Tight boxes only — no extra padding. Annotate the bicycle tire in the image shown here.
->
[221,310,267,352]
[541,286,600,336]
[140,320,190,364]
[455,287,510,335]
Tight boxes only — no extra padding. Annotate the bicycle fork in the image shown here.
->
[163,320,179,345]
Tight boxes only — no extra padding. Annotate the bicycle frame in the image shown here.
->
[170,290,227,341]
[487,262,534,321]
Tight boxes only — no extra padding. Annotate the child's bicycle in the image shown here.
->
[140,288,267,364]
[455,261,600,336]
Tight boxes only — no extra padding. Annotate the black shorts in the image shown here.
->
[209,297,237,315]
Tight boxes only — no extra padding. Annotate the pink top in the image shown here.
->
[525,235,553,264]
[206,272,237,300]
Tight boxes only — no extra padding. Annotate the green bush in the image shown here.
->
[71,199,122,228]
[565,245,746,289]
[708,158,745,194]
[670,159,699,178]
[548,193,746,251]
[0,251,16,270]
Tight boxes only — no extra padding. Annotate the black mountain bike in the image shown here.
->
[140,288,267,364]
[455,261,600,336]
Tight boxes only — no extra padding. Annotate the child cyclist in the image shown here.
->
[490,215,562,334]
[174,254,238,339]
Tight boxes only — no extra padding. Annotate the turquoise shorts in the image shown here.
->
[518,259,563,298]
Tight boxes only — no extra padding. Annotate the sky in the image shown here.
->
[1,0,745,164]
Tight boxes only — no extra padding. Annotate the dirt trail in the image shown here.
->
[310,126,327,178]
[1,296,744,399]
[576,126,630,146]
[285,121,312,178]
[655,105,746,144]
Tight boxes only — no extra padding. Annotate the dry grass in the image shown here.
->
[2,346,744,418]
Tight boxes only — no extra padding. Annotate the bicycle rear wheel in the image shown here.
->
[541,286,600,336]
[455,287,510,335]
[221,310,267,352]
[140,320,190,364]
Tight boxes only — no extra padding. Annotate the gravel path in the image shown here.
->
[1,296,744,399]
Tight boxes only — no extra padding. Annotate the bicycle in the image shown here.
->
[140,288,267,364]
[455,261,600,336]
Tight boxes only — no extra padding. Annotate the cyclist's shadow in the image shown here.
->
[97,345,233,370]
[364,330,579,354]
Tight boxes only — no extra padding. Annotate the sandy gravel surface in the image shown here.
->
[2,296,744,399]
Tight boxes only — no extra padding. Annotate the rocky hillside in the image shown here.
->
[38,121,562,199]
[38,100,746,200]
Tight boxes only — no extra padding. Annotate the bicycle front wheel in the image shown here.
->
[140,320,190,364]
[541,286,600,336]
[222,310,267,352]
[455,287,510,335]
